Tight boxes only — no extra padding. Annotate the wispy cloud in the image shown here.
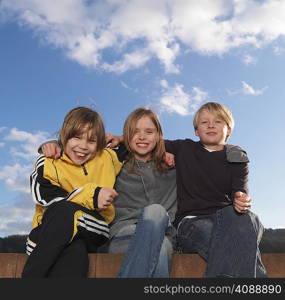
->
[101,50,151,74]
[273,45,285,55]
[0,127,52,236]
[0,163,31,193]
[1,0,285,73]
[120,80,138,93]
[227,81,268,96]
[242,54,257,65]
[0,127,51,193]
[0,193,34,237]
[241,81,268,96]
[4,127,51,160]
[159,79,208,116]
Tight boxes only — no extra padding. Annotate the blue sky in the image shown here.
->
[0,0,285,237]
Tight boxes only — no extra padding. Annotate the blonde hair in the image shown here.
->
[123,107,167,174]
[59,106,106,153]
[193,102,234,140]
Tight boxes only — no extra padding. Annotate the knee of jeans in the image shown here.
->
[224,209,263,238]
[220,205,250,225]
[142,204,168,222]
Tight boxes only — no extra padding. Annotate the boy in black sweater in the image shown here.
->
[165,102,266,277]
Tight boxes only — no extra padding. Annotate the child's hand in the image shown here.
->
[42,142,61,159]
[233,191,251,213]
[105,133,123,148]
[98,187,118,209]
[164,152,175,167]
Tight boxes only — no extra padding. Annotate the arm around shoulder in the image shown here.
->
[226,144,250,197]
[225,144,249,163]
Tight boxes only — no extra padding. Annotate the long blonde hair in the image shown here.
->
[123,107,167,174]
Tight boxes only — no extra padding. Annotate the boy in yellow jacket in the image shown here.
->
[22,106,126,278]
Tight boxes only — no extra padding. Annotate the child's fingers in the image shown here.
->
[235,199,251,208]
[42,144,61,158]
[111,189,119,197]
[235,191,243,196]
[234,202,251,213]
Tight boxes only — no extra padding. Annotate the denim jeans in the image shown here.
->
[176,205,267,278]
[108,204,174,278]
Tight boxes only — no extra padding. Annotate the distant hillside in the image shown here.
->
[1,229,285,253]
[0,234,27,253]
[259,228,285,253]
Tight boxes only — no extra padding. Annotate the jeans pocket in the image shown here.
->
[176,220,197,253]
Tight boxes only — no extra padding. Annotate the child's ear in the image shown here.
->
[226,126,232,138]
[195,129,199,137]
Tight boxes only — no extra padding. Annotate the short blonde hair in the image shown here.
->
[123,107,167,173]
[193,102,234,135]
[59,106,106,153]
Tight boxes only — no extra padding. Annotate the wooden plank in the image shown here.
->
[0,253,18,278]
[0,253,285,278]
[94,253,124,278]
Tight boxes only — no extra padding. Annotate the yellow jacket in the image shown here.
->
[30,148,123,229]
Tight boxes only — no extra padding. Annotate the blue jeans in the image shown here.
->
[108,204,174,278]
[176,205,267,278]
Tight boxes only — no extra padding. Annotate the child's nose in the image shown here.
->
[79,139,88,148]
[138,132,146,139]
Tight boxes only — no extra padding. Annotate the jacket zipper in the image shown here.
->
[82,164,88,176]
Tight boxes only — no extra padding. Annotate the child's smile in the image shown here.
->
[65,126,97,165]
[130,116,158,162]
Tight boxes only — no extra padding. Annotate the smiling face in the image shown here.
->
[64,125,97,165]
[195,109,231,151]
[129,115,158,162]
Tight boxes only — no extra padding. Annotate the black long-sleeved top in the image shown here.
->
[165,139,249,226]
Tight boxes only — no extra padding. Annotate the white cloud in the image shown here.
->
[0,193,34,237]
[160,79,169,89]
[273,45,285,55]
[241,81,268,95]
[0,163,31,193]
[2,0,285,73]
[120,80,138,93]
[101,49,151,73]
[4,127,51,160]
[242,54,257,65]
[0,128,51,193]
[120,81,129,89]
[159,80,208,116]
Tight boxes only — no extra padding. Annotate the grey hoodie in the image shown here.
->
[109,160,177,238]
